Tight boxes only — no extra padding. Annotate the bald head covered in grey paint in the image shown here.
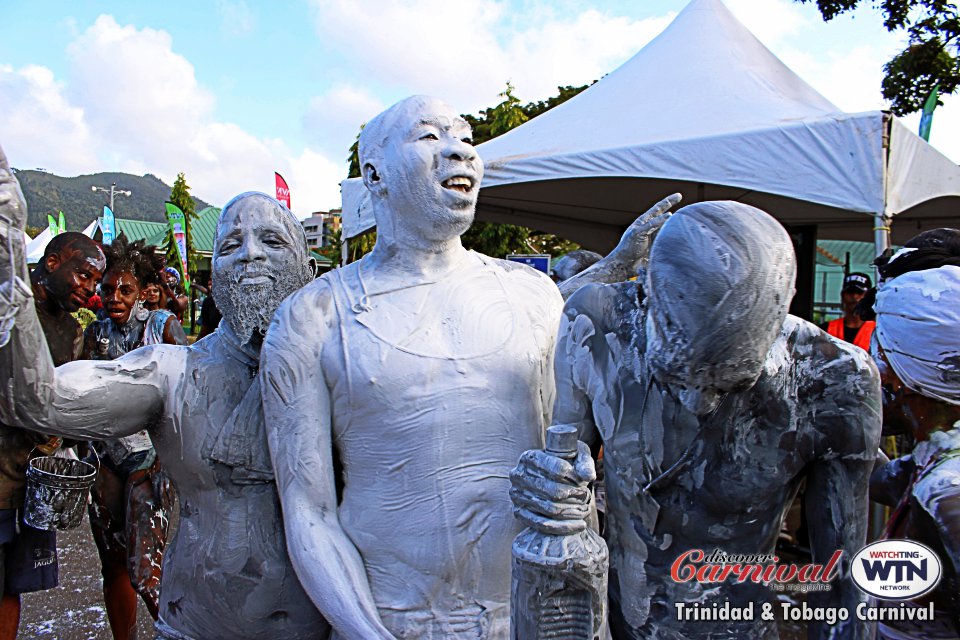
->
[359,95,482,250]
[212,192,315,344]
[645,201,796,414]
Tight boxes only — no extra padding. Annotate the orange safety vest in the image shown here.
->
[826,318,875,351]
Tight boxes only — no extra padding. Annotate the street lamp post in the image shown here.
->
[91,182,132,212]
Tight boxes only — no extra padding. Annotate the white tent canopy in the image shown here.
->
[25,219,99,265]
[341,0,960,249]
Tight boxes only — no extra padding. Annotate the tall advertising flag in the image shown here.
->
[57,211,66,234]
[47,214,58,237]
[102,206,116,245]
[164,202,191,294]
[919,84,939,142]
[275,172,291,210]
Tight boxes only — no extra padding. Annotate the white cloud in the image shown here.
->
[66,16,215,163]
[0,15,346,216]
[0,64,98,174]
[303,85,385,155]
[310,0,672,112]
[725,0,809,47]
[216,0,256,36]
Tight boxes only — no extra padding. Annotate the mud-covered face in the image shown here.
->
[101,270,141,324]
[645,302,763,415]
[876,346,960,439]
[212,195,312,343]
[43,248,104,313]
[375,97,482,244]
[643,201,795,416]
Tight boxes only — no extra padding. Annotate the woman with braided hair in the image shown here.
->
[81,234,186,640]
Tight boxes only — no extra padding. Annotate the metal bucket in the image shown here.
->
[23,454,98,530]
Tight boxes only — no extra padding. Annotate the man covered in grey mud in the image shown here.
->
[0,159,330,638]
[511,201,882,639]
[260,95,677,640]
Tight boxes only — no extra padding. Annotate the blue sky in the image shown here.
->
[0,0,956,217]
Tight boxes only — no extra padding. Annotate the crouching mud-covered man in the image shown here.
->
[512,201,882,639]
[0,163,330,639]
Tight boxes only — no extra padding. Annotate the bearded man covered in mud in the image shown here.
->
[0,156,330,640]
[512,201,882,639]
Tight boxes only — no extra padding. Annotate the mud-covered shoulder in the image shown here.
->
[564,280,644,342]
[783,315,882,456]
[485,255,564,319]
[267,274,338,338]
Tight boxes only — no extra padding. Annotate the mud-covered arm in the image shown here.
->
[870,454,915,506]
[804,350,882,640]
[511,286,621,534]
[557,193,679,300]
[0,146,165,439]
[261,285,394,640]
[0,301,167,439]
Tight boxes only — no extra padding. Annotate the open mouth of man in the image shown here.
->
[441,176,475,194]
[237,273,272,285]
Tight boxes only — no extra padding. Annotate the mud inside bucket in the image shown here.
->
[24,456,97,530]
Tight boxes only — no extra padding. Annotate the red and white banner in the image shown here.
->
[275,172,291,210]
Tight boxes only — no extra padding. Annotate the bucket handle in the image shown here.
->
[28,442,100,471]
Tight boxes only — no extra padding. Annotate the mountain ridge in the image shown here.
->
[14,169,211,233]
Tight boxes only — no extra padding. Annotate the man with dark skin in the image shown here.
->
[160,267,188,320]
[820,272,874,350]
[0,150,329,639]
[0,222,105,637]
[512,201,882,639]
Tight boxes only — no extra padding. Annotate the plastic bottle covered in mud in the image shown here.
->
[511,424,608,640]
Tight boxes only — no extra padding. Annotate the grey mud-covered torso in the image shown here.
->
[148,332,328,640]
[318,255,560,639]
[560,282,876,640]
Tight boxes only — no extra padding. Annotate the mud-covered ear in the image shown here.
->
[362,162,383,193]
[308,257,318,279]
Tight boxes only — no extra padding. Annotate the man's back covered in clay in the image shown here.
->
[262,96,563,639]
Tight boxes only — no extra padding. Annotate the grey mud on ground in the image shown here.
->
[18,513,153,640]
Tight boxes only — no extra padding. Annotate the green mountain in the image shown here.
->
[14,169,210,233]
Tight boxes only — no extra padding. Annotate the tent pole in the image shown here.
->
[873,213,891,272]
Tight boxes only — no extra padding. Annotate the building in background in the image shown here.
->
[301,210,341,251]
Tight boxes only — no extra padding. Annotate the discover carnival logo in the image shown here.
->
[851,539,942,601]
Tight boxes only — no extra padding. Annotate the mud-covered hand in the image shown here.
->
[0,145,27,232]
[510,440,596,535]
[608,192,681,272]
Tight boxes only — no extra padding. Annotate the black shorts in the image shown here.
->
[0,508,59,595]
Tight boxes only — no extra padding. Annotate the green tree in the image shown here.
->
[347,125,364,179]
[163,172,199,277]
[797,0,960,115]
[460,82,591,258]
[25,225,43,239]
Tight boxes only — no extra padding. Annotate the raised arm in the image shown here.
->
[805,346,882,640]
[261,284,394,640]
[557,193,679,300]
